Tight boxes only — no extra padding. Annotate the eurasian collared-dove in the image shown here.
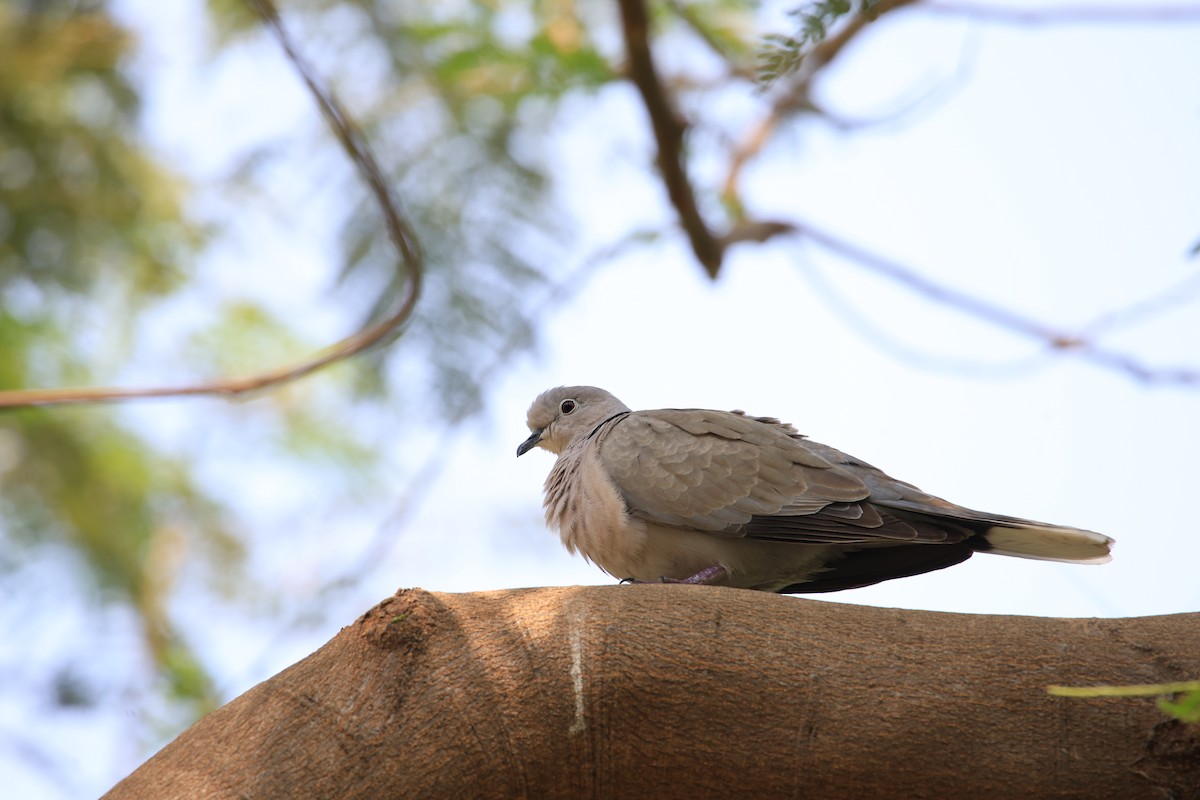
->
[516,386,1113,592]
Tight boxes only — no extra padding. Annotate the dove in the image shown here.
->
[516,386,1113,593]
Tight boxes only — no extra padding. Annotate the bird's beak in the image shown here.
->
[516,428,543,457]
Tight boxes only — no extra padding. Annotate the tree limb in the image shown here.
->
[617,0,725,278]
[0,0,422,409]
[104,586,1200,799]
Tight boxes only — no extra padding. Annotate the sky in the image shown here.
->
[11,1,1200,797]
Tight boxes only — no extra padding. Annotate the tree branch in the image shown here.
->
[104,586,1200,798]
[724,0,1200,224]
[787,219,1200,386]
[617,0,725,278]
[0,0,422,409]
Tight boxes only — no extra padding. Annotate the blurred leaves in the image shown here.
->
[758,0,873,85]
[0,4,193,301]
[185,300,383,468]
[0,0,230,732]
[664,0,758,67]
[316,0,612,418]
[201,0,623,418]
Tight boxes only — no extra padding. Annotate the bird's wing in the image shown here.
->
[594,408,875,536]
[741,438,979,544]
[596,409,986,546]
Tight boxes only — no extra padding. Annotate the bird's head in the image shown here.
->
[517,386,630,457]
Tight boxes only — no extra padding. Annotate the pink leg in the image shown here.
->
[623,564,728,586]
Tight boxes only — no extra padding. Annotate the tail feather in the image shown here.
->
[981,524,1113,564]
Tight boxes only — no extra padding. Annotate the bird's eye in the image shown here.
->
[560,399,577,415]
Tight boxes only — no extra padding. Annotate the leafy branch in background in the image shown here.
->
[616,0,1200,385]
[0,0,422,410]
[0,3,229,735]
[207,0,614,419]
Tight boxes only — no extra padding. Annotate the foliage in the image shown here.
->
[207,0,615,418]
[0,1,227,724]
[0,6,189,300]
[758,0,879,85]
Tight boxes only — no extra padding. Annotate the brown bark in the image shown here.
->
[105,586,1200,799]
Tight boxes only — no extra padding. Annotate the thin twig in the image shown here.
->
[789,219,1200,386]
[798,248,1053,378]
[777,0,918,111]
[0,0,422,410]
[798,222,1069,342]
[926,3,1200,25]
[321,233,643,597]
[724,0,917,210]
[721,112,780,214]
[1080,267,1200,337]
[817,24,982,131]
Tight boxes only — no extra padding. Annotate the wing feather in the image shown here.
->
[596,409,868,534]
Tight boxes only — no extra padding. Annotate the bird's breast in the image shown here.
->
[544,447,645,578]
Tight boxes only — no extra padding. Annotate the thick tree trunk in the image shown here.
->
[105,586,1199,799]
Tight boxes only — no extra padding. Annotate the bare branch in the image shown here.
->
[1080,267,1200,337]
[617,0,725,278]
[815,25,982,131]
[0,0,422,410]
[789,220,1200,387]
[721,111,779,214]
[799,251,1055,378]
[718,219,797,248]
[779,0,919,107]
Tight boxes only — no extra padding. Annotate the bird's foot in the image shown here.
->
[620,564,728,586]
[666,564,729,585]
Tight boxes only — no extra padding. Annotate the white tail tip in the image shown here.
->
[984,525,1114,565]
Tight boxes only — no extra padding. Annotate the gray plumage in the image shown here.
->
[516,386,1113,593]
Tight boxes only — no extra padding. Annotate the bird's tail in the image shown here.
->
[980,523,1113,564]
